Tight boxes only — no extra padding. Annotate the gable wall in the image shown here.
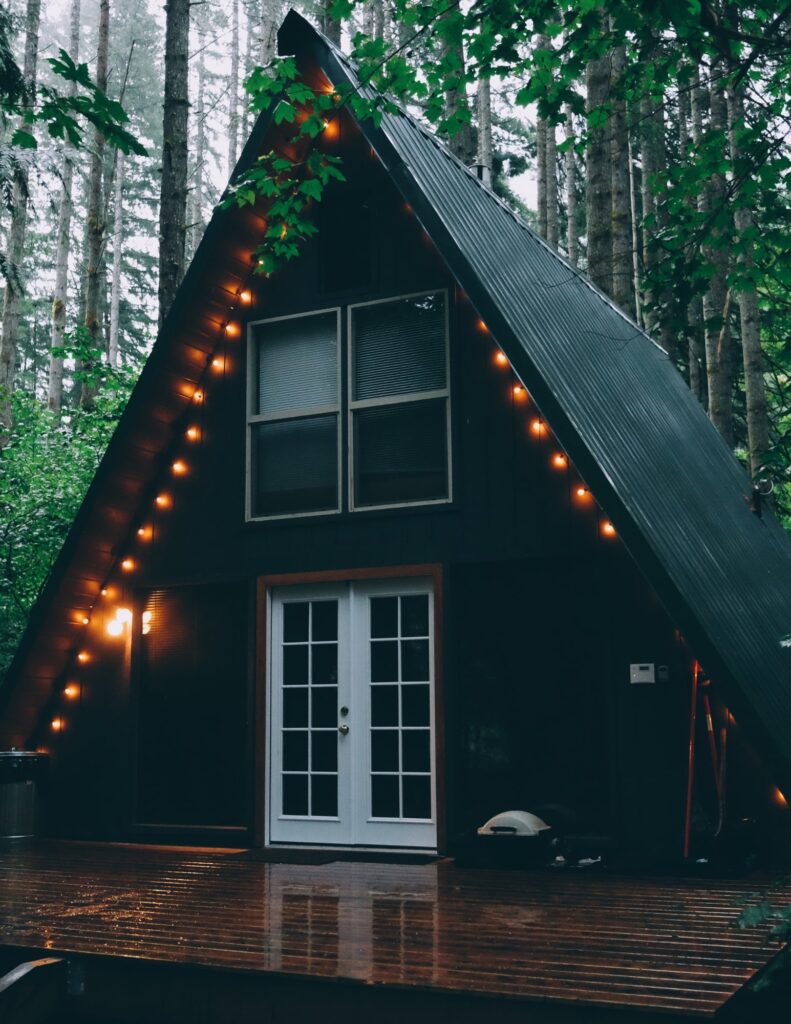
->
[38,116,693,859]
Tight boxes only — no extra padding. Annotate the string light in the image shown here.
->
[77,651,90,664]
[601,520,617,538]
[137,525,153,542]
[120,557,136,572]
[211,356,225,373]
[494,350,509,367]
[478,319,489,333]
[185,426,200,442]
[107,618,123,637]
[155,493,172,510]
[81,615,90,625]
[100,587,109,597]
[512,383,527,401]
[50,717,64,733]
[530,418,545,437]
[575,485,591,500]
[192,388,205,403]
[238,289,252,304]
[63,684,80,700]
[224,322,240,338]
[772,786,788,809]
[552,453,568,470]
[171,460,188,476]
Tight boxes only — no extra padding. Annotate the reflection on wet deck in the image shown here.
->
[0,842,786,1018]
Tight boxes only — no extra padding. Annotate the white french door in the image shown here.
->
[268,577,437,849]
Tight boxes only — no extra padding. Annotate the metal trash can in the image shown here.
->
[0,751,48,839]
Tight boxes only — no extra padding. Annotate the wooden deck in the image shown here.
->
[0,842,788,1023]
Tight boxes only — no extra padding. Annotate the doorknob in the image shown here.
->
[338,724,350,736]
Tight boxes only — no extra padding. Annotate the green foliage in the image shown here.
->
[0,339,137,680]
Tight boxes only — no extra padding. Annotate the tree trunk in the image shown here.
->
[188,28,207,260]
[726,83,768,476]
[322,0,341,46]
[440,11,473,164]
[684,69,700,399]
[257,0,278,64]
[702,62,734,445]
[627,134,642,327]
[564,104,578,266]
[227,0,239,175]
[536,112,547,238]
[545,120,559,250]
[80,0,109,409]
[0,0,41,431]
[476,76,492,187]
[158,0,190,330]
[48,0,80,415]
[363,2,374,37]
[585,49,613,297]
[108,151,124,367]
[610,44,633,315]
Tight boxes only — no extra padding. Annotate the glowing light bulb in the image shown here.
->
[77,651,90,664]
[171,460,187,476]
[494,350,508,367]
[116,607,133,624]
[530,419,544,436]
[576,485,590,499]
[121,557,136,572]
[478,319,489,333]
[137,525,152,541]
[552,453,568,469]
[211,356,225,372]
[64,683,80,700]
[186,426,200,441]
[238,289,252,304]
[155,493,172,510]
[192,389,205,404]
[772,786,788,809]
[100,588,109,597]
[107,619,123,637]
[51,717,64,733]
[601,520,616,538]
[224,322,240,338]
[513,383,527,400]
[81,615,90,625]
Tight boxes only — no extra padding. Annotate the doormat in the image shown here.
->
[231,848,440,865]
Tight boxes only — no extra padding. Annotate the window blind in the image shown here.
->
[255,312,338,415]
[352,293,446,401]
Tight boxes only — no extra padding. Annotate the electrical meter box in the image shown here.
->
[630,663,656,684]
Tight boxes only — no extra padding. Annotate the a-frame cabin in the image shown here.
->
[2,12,791,1022]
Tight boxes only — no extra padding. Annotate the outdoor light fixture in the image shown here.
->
[552,453,567,469]
[530,418,544,436]
[601,520,617,538]
[494,350,508,367]
[513,383,527,400]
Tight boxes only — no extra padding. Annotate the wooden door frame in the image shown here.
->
[254,564,445,851]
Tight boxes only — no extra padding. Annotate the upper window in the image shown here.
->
[349,292,450,509]
[248,309,341,519]
[247,290,450,520]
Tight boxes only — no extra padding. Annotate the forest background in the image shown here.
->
[0,0,790,679]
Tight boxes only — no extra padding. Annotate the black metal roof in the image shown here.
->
[280,11,791,785]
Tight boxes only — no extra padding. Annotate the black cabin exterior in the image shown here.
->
[2,11,791,870]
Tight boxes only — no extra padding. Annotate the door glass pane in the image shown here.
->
[311,686,337,727]
[283,774,309,815]
[255,312,337,415]
[400,595,428,637]
[311,775,338,817]
[402,684,430,727]
[370,597,398,638]
[402,775,431,820]
[283,645,309,685]
[371,730,399,772]
[353,399,448,507]
[352,292,446,401]
[312,644,337,685]
[311,731,338,773]
[371,640,398,682]
[402,730,430,773]
[251,415,338,517]
[283,602,309,642]
[283,688,308,727]
[311,601,338,641]
[371,685,399,726]
[371,775,400,818]
[283,731,308,771]
[401,639,429,681]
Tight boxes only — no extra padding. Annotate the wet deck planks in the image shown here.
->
[0,842,786,1019]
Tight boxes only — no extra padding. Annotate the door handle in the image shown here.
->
[338,724,350,736]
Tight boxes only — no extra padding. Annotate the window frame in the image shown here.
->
[246,306,343,522]
[347,288,453,513]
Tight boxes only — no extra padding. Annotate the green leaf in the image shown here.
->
[11,128,36,149]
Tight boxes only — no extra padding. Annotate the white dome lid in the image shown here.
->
[477,810,551,836]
